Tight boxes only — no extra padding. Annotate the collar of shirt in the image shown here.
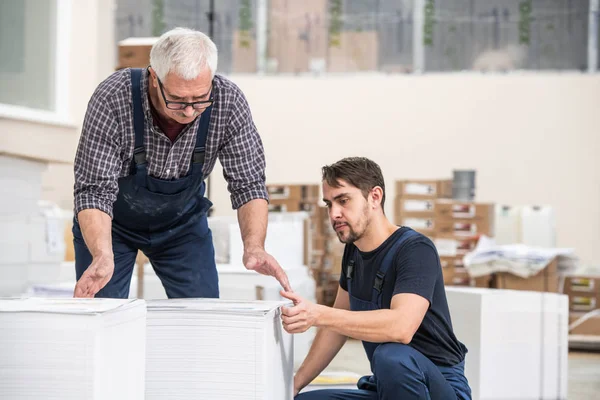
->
[140,67,203,143]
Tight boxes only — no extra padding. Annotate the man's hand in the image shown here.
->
[280,290,321,334]
[74,254,114,298]
[244,247,292,292]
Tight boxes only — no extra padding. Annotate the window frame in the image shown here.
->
[0,0,74,127]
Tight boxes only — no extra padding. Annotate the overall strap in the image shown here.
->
[345,247,358,297]
[130,68,146,167]
[370,229,419,306]
[191,104,213,166]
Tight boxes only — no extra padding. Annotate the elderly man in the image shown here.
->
[281,157,472,400]
[73,27,290,298]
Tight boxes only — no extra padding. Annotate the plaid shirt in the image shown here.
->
[74,68,268,218]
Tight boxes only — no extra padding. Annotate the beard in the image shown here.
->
[336,224,362,244]
[334,205,370,244]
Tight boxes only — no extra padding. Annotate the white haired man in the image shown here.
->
[72,27,291,298]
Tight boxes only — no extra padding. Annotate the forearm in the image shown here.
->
[316,306,406,344]
[294,328,348,392]
[237,198,268,251]
[77,209,113,258]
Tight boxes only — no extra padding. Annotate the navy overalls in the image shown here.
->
[296,229,471,400]
[73,68,219,299]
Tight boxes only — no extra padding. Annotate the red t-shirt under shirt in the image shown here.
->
[148,94,187,143]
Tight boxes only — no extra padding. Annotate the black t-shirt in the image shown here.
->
[339,227,468,367]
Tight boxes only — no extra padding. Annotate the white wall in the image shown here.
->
[40,0,117,210]
[209,73,600,265]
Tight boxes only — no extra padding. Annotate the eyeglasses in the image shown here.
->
[156,76,214,110]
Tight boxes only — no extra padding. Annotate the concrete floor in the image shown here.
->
[304,339,600,399]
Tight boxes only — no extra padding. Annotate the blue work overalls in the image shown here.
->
[73,68,219,299]
[296,229,472,400]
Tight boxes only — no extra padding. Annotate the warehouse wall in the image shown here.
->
[40,0,117,209]
[209,73,600,266]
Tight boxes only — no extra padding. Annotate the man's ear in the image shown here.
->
[370,186,384,209]
[148,67,158,87]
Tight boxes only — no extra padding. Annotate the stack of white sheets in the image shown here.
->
[145,299,293,400]
[0,298,147,400]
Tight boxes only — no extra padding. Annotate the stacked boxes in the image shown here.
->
[394,180,452,238]
[307,206,345,307]
[434,200,495,286]
[492,256,560,293]
[563,274,600,336]
[267,184,320,213]
[267,184,342,306]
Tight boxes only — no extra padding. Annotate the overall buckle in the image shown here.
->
[373,271,385,292]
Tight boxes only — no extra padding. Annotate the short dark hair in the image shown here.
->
[321,157,386,209]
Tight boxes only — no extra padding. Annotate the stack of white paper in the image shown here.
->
[146,299,293,400]
[216,263,317,364]
[463,235,578,278]
[0,298,147,400]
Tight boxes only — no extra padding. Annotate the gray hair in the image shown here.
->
[150,27,218,81]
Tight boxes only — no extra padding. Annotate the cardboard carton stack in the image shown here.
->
[394,180,453,239]
[308,206,345,307]
[266,183,343,306]
[489,256,561,293]
[434,200,495,287]
[266,184,320,214]
[116,37,157,70]
[563,274,600,337]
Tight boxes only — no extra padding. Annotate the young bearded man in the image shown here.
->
[280,157,471,400]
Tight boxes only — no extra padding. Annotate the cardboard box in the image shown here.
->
[303,218,310,265]
[569,312,600,336]
[561,274,600,311]
[493,257,559,293]
[435,218,493,237]
[117,38,157,69]
[434,235,479,257]
[267,184,320,201]
[268,199,316,213]
[396,216,435,237]
[395,180,452,199]
[439,255,465,269]
[435,200,495,221]
[473,274,492,288]
[322,253,344,276]
[394,197,436,218]
[312,235,327,252]
[563,275,600,294]
[443,266,471,286]
[569,295,598,312]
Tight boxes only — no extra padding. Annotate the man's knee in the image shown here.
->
[372,343,423,383]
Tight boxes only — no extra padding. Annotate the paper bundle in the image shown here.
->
[463,235,578,278]
[0,298,147,400]
[145,299,293,400]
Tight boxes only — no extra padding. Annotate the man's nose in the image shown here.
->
[329,204,342,220]
[183,105,196,117]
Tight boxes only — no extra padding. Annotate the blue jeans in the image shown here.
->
[296,343,471,400]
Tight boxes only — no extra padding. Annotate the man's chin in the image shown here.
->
[172,114,198,124]
[336,233,354,244]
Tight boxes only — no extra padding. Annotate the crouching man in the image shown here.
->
[280,157,472,400]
